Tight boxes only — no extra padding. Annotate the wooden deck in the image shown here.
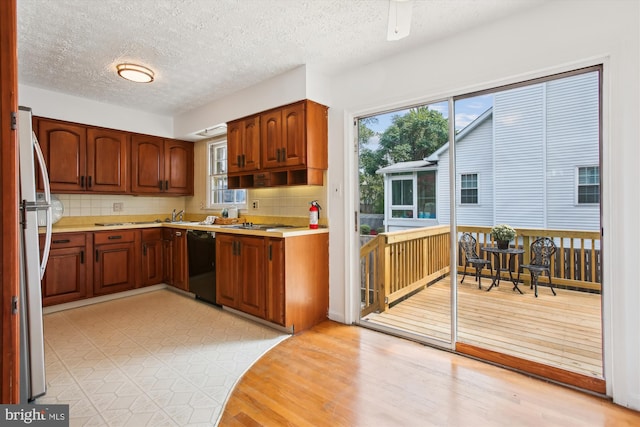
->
[361,274,603,379]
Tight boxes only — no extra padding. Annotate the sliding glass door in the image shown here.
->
[453,67,604,391]
[355,66,604,391]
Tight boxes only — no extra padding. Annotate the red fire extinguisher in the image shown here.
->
[309,200,321,229]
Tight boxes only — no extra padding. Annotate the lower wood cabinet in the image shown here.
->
[217,232,329,333]
[162,228,188,291]
[40,233,91,307]
[141,228,163,286]
[93,230,137,296]
[216,234,266,318]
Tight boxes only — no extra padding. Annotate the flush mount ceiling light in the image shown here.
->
[387,0,413,41]
[116,63,154,83]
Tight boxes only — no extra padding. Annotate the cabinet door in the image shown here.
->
[131,134,164,194]
[281,102,306,167]
[94,241,136,295]
[162,228,173,285]
[164,140,193,195]
[265,238,285,325]
[141,230,163,286]
[237,236,266,318]
[86,127,128,193]
[228,115,260,173]
[216,234,238,307]
[42,246,87,306]
[261,109,282,169]
[171,230,188,290]
[37,118,86,191]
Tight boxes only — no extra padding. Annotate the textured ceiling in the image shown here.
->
[17,0,546,117]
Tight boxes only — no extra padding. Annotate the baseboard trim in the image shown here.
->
[43,284,169,314]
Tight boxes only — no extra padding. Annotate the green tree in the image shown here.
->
[378,106,448,163]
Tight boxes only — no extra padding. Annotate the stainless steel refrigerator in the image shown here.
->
[18,106,52,402]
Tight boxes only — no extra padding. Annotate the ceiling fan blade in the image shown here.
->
[387,0,414,41]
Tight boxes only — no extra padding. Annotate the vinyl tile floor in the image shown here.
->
[37,290,289,426]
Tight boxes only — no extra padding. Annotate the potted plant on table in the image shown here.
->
[490,224,516,249]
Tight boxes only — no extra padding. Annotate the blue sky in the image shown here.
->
[364,94,493,135]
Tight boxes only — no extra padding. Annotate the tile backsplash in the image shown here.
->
[54,194,186,218]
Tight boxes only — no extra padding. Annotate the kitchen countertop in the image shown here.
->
[44,221,328,238]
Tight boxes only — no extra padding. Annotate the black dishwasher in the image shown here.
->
[187,230,217,305]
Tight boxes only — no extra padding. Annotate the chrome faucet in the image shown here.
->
[176,210,184,222]
[171,209,177,222]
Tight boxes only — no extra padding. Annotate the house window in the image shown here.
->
[460,173,478,204]
[391,176,414,218]
[207,140,246,209]
[417,171,436,218]
[577,166,600,204]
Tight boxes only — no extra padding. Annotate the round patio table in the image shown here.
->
[480,246,525,294]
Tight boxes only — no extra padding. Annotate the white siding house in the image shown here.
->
[377,71,600,232]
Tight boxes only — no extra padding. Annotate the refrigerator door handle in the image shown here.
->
[32,131,52,280]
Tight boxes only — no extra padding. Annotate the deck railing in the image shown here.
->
[360,225,450,316]
[360,225,601,316]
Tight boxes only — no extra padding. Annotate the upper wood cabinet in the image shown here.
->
[34,116,193,196]
[262,101,307,169]
[227,114,261,174]
[227,99,328,189]
[131,135,194,195]
[35,117,128,193]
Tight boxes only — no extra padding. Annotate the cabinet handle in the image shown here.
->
[175,232,182,237]
[242,154,246,168]
[143,243,147,256]
[281,148,286,162]
[165,180,169,190]
[95,249,99,262]
[108,235,122,240]
[88,176,92,188]
[237,155,242,168]
[158,180,163,190]
[53,239,70,244]
[268,244,272,261]
[276,148,281,162]
[80,176,85,188]
[80,250,84,264]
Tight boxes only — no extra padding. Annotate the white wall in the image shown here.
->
[18,85,173,137]
[325,0,639,410]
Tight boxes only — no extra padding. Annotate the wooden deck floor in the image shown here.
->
[362,274,603,378]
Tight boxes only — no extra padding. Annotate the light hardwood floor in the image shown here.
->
[220,321,640,427]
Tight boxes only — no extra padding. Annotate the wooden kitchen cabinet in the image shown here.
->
[216,231,328,333]
[40,232,91,306]
[141,228,163,286]
[215,234,266,317]
[35,117,128,193]
[93,230,137,296]
[265,234,329,332]
[228,100,328,189]
[131,135,193,195]
[162,228,188,290]
[227,114,261,176]
[261,101,307,169]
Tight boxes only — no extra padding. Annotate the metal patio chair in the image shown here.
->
[459,232,492,289]
[518,237,557,297]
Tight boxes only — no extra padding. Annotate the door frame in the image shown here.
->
[1,0,20,404]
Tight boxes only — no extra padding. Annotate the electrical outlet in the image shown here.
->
[113,202,123,212]
[252,200,259,209]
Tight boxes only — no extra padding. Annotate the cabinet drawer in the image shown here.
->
[44,232,86,248]
[94,230,136,245]
[141,228,162,242]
